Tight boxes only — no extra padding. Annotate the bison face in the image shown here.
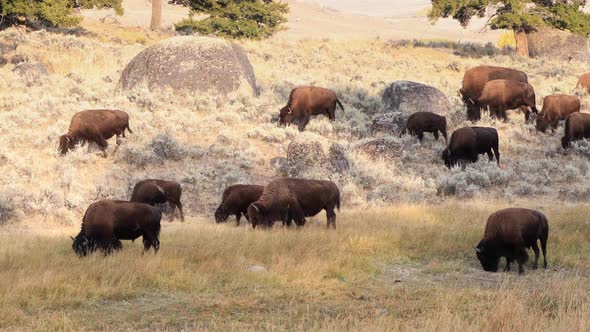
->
[71,234,90,257]
[279,106,294,127]
[59,135,75,155]
[214,206,229,223]
[535,117,549,133]
[475,245,499,272]
[247,203,264,229]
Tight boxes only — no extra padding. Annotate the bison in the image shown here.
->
[59,109,133,157]
[71,200,162,256]
[460,65,528,121]
[215,184,264,225]
[477,79,538,122]
[279,86,344,131]
[442,126,500,169]
[561,112,590,149]
[130,179,184,222]
[475,208,548,275]
[536,94,580,133]
[400,112,448,143]
[577,72,590,93]
[247,178,340,229]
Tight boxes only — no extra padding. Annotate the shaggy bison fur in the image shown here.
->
[130,179,184,222]
[71,200,162,256]
[561,112,590,149]
[279,86,344,131]
[59,109,132,157]
[247,178,340,229]
[536,94,580,133]
[460,65,528,121]
[215,184,264,225]
[475,208,548,274]
[442,126,500,169]
[400,112,448,143]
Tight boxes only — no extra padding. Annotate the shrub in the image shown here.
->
[0,192,15,224]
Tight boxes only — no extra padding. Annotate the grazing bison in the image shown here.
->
[577,72,590,93]
[536,94,580,133]
[247,178,340,229]
[475,208,548,275]
[460,65,528,121]
[442,126,500,169]
[71,200,162,256]
[130,179,184,222]
[477,79,538,122]
[400,112,448,143]
[215,184,264,225]
[279,86,344,131]
[561,112,590,149]
[59,109,133,157]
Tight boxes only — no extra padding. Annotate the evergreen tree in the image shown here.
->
[173,0,289,39]
[428,0,590,56]
[0,0,123,28]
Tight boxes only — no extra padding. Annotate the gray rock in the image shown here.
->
[528,28,590,63]
[0,39,17,55]
[286,132,349,176]
[354,138,403,160]
[12,62,49,77]
[329,144,349,173]
[119,36,259,96]
[270,156,289,177]
[248,265,268,273]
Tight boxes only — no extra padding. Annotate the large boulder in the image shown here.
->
[528,28,590,63]
[12,62,50,78]
[353,138,403,160]
[119,36,259,96]
[373,81,451,133]
[286,132,349,177]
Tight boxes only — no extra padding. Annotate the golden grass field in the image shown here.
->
[1,20,590,330]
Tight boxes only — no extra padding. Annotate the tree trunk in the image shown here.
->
[150,0,162,30]
[515,31,529,57]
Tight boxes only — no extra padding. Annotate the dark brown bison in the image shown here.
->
[460,65,528,121]
[215,184,264,225]
[279,86,344,131]
[130,179,184,222]
[247,178,340,229]
[442,126,500,169]
[71,200,162,256]
[400,112,448,143]
[561,112,590,149]
[577,72,590,93]
[59,109,133,157]
[536,94,580,133]
[477,79,538,122]
[475,208,548,275]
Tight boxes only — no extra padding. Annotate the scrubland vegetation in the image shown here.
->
[1,25,590,330]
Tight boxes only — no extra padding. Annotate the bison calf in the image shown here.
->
[279,86,344,131]
[442,126,500,169]
[536,94,580,133]
[577,72,590,94]
[475,208,548,274]
[59,109,132,157]
[400,112,447,143]
[247,178,340,229]
[71,200,162,256]
[561,112,590,149]
[215,184,264,225]
[130,179,184,222]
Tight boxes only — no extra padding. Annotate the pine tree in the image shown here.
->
[428,0,590,57]
[173,0,289,39]
[0,0,123,28]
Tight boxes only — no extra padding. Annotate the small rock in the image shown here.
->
[248,265,268,273]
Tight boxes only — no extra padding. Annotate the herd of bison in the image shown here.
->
[61,66,590,275]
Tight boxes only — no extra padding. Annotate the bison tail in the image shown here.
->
[126,124,133,134]
[336,99,344,111]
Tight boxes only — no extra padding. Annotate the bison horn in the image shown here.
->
[251,204,259,212]
[468,98,475,105]
[70,236,75,241]
[287,107,293,115]
[474,246,482,253]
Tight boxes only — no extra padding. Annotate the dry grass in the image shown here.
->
[1,203,589,330]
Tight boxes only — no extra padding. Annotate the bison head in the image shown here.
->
[535,115,549,133]
[279,106,294,127]
[474,243,500,272]
[214,206,229,223]
[71,234,90,257]
[58,135,76,155]
[247,203,264,229]
[441,149,452,169]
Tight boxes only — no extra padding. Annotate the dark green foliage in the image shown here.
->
[173,0,289,39]
[429,0,590,35]
[0,0,123,28]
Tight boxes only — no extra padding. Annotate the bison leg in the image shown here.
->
[298,117,310,132]
[504,258,512,272]
[290,203,306,227]
[236,213,242,226]
[516,248,529,275]
[486,150,494,162]
[326,208,336,229]
[432,131,439,141]
[417,131,424,141]
[531,242,540,270]
[441,130,448,144]
[142,233,159,254]
[327,106,336,121]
